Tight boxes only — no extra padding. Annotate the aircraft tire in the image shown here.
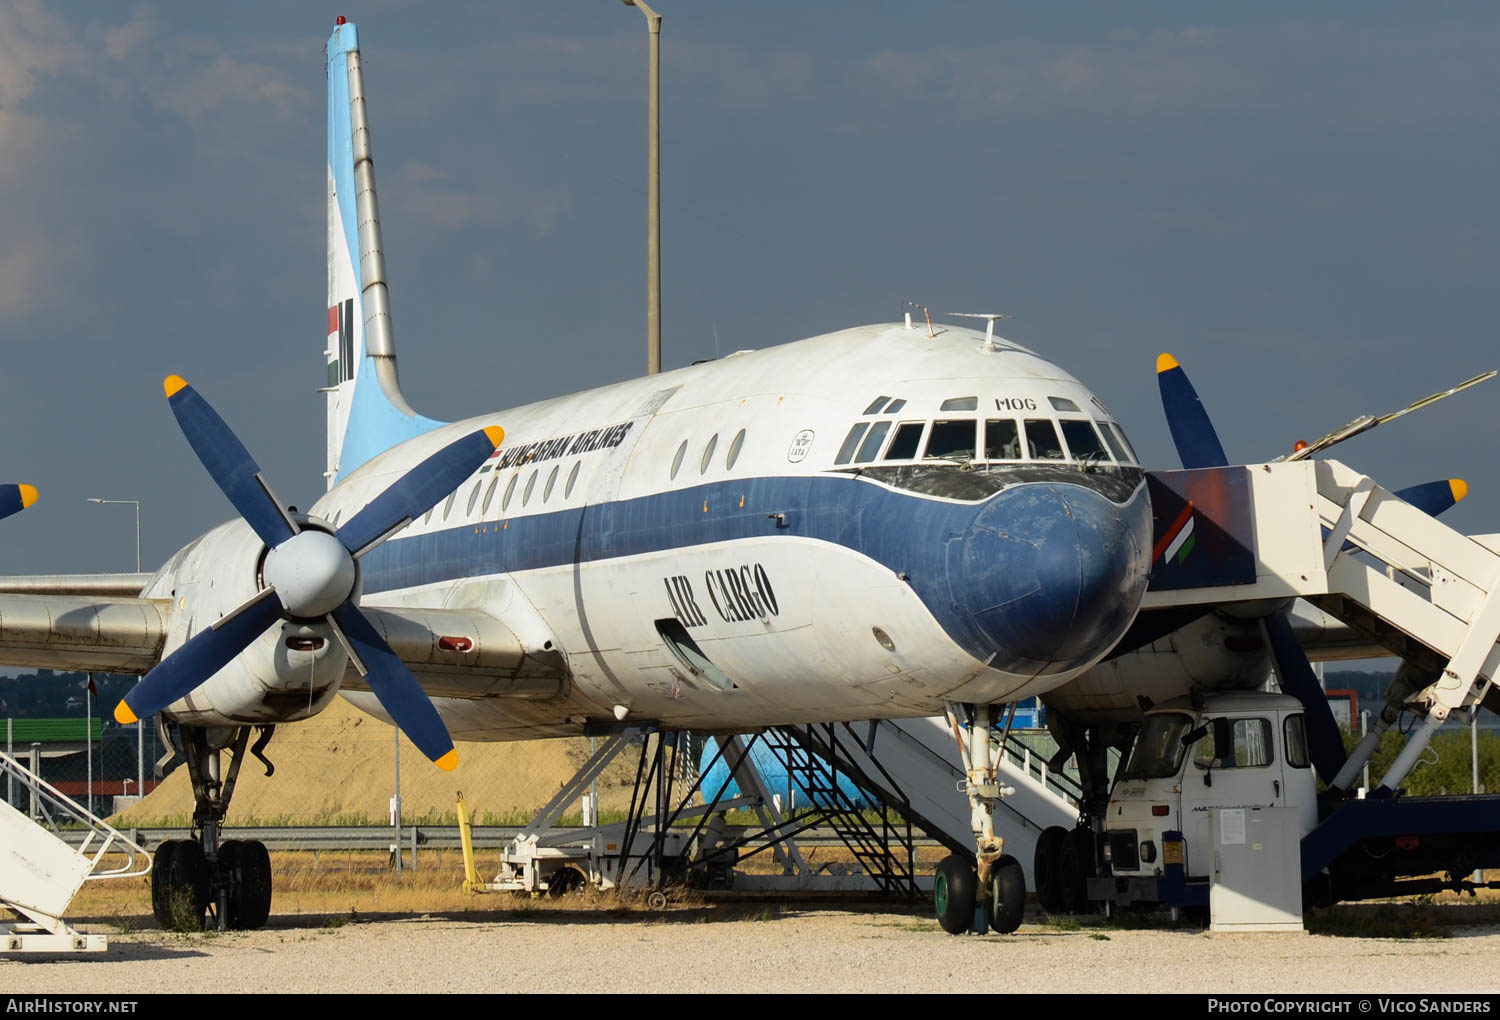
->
[158,840,209,931]
[989,854,1026,934]
[222,839,273,930]
[1058,827,1096,914]
[934,854,976,935]
[150,840,179,926]
[1033,826,1068,913]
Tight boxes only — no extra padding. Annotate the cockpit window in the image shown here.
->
[1060,420,1109,463]
[1048,396,1081,412]
[885,398,906,413]
[863,396,891,415]
[836,423,869,465]
[884,422,925,460]
[1096,420,1129,463]
[984,420,1023,460]
[1024,419,1065,460]
[924,420,976,460]
[1109,423,1140,464]
[854,420,891,463]
[940,396,978,412]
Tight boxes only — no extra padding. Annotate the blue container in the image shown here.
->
[699,733,875,810]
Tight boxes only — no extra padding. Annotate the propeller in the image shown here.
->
[1151,354,1474,786]
[0,484,38,522]
[113,375,503,771]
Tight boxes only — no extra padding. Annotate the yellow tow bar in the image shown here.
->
[457,791,487,894]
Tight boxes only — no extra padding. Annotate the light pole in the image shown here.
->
[623,0,662,376]
[86,497,144,800]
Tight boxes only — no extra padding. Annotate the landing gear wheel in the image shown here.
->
[221,839,273,930]
[934,854,977,935]
[150,840,179,925]
[156,839,208,931]
[546,867,586,898]
[989,854,1026,934]
[646,891,669,910]
[1033,826,1068,913]
[1058,827,1096,914]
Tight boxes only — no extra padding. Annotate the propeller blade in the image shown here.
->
[1262,614,1347,786]
[326,601,456,769]
[336,426,504,558]
[0,484,38,522]
[1394,478,1467,518]
[114,586,284,724]
[164,376,298,549]
[1156,354,1228,469]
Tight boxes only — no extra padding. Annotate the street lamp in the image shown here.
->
[622,0,662,376]
[86,498,141,572]
[85,497,144,802]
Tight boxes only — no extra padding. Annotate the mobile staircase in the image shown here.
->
[0,752,151,952]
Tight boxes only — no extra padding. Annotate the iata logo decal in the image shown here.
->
[786,430,814,463]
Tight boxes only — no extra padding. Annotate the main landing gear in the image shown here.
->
[151,722,276,931]
[933,702,1026,935]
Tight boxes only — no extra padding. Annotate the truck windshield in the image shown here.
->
[1123,713,1195,779]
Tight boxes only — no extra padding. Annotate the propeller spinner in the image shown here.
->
[114,375,503,772]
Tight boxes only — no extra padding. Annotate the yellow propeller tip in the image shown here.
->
[17,484,37,508]
[163,374,188,398]
[1450,479,1469,503]
[1156,353,1179,373]
[483,425,505,448]
[114,702,138,725]
[435,749,458,772]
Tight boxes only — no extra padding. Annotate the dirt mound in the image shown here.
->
[113,698,648,826]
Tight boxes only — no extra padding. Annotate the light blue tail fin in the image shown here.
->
[324,19,444,487]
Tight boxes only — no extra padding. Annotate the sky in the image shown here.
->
[0,1,1496,574]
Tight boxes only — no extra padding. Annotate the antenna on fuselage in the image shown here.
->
[949,312,1010,352]
[902,300,923,331]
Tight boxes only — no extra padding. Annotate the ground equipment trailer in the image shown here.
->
[1073,692,1500,920]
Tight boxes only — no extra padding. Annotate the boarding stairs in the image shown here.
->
[1142,459,1500,793]
[0,752,151,952]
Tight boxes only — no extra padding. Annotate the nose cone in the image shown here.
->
[957,482,1151,677]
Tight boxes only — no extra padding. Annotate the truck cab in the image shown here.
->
[1103,693,1317,884]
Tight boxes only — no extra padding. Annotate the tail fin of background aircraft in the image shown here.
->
[324,19,445,488]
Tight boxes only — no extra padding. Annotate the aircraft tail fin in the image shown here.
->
[324,19,444,488]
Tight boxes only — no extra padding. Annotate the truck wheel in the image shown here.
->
[1059,828,1096,913]
[1033,826,1068,913]
[989,855,1026,934]
[547,866,586,897]
[934,854,977,935]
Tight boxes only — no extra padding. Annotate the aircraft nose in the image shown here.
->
[957,483,1150,677]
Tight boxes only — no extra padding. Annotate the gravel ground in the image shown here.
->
[5,907,1500,994]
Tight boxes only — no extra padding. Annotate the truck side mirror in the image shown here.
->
[1212,717,1232,763]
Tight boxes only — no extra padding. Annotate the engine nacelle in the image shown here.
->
[141,518,352,727]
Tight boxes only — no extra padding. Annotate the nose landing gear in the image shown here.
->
[933,702,1027,935]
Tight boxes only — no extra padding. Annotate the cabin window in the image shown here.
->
[466,479,483,516]
[565,461,581,498]
[1048,396,1081,412]
[854,421,891,463]
[1059,420,1109,463]
[924,419,976,460]
[522,469,538,507]
[442,489,459,520]
[984,420,1023,460]
[670,440,688,480]
[1285,715,1310,770]
[884,398,906,413]
[1097,420,1130,463]
[883,422,925,461]
[543,464,560,502]
[1194,718,1274,770]
[863,396,891,415]
[835,423,868,465]
[939,396,978,412]
[726,428,746,470]
[700,434,719,474]
[481,476,499,514]
[423,508,433,526]
[502,473,519,512]
[1024,419,1066,461]
[1110,423,1141,464]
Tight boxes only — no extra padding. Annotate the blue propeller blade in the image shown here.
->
[1156,353,1229,469]
[328,600,457,769]
[1263,614,1348,785]
[0,484,37,522]
[164,376,297,549]
[336,426,504,557]
[1394,479,1467,518]
[114,587,284,724]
